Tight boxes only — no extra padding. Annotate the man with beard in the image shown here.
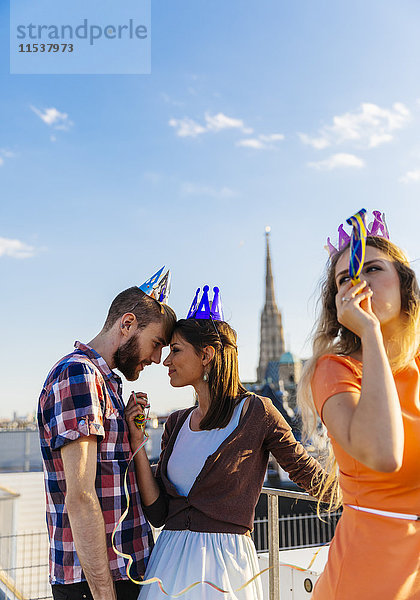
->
[38,285,176,600]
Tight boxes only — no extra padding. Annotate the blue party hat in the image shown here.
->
[186,288,200,319]
[211,287,223,321]
[186,285,224,321]
[156,270,171,303]
[139,267,171,304]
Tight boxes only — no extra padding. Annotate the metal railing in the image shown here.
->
[259,487,341,600]
[0,488,340,600]
[253,495,340,552]
[0,531,51,599]
[263,487,316,600]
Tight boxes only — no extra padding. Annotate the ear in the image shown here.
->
[202,345,215,366]
[119,312,137,337]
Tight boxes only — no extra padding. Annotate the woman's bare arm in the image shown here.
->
[323,282,404,472]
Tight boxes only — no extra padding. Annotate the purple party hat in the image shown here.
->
[186,285,225,321]
[368,210,389,238]
[139,266,171,304]
[325,210,390,257]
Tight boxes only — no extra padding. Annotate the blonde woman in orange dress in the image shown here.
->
[298,214,420,600]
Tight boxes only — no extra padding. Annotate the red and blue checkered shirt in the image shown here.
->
[38,341,153,585]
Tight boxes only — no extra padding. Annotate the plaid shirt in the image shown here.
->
[38,341,153,585]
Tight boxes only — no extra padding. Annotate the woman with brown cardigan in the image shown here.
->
[125,288,325,599]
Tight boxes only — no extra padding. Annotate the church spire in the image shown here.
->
[257,227,285,382]
[265,227,276,307]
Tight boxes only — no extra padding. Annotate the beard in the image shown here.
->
[113,334,142,381]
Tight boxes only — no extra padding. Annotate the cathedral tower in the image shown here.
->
[257,227,285,382]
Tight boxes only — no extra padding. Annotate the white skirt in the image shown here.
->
[138,530,264,600]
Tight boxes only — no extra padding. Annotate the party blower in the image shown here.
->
[346,208,368,285]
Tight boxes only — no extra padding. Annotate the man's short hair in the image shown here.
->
[103,287,176,343]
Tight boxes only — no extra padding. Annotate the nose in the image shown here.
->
[163,353,171,367]
[151,347,163,365]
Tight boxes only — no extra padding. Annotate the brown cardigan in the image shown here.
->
[143,395,324,534]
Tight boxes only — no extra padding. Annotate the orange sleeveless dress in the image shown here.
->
[311,355,420,600]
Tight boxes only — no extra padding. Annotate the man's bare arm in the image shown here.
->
[61,436,117,600]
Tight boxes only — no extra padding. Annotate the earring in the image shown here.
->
[203,372,209,382]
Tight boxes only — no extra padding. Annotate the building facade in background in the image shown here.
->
[257,227,286,382]
[245,228,304,432]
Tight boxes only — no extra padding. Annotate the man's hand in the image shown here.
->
[61,436,117,600]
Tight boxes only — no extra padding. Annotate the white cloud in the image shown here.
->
[298,133,330,149]
[0,237,36,259]
[169,112,252,138]
[30,106,73,131]
[169,117,206,138]
[169,112,285,150]
[308,153,365,170]
[204,112,252,134]
[259,134,285,142]
[237,138,265,149]
[236,132,285,150]
[368,133,394,147]
[0,149,16,166]
[300,102,410,150]
[180,182,238,199]
[399,168,420,184]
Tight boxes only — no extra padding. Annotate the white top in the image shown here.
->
[167,398,246,497]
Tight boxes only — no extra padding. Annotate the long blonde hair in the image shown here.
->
[298,236,420,512]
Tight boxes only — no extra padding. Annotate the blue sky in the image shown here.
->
[1,0,420,418]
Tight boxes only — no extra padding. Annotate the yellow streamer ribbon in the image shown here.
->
[277,543,329,576]
[306,542,329,570]
[129,567,273,597]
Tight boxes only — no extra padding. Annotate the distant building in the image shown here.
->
[257,227,285,383]
[244,228,304,437]
[0,412,37,431]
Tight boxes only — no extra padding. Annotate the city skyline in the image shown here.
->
[1,1,420,418]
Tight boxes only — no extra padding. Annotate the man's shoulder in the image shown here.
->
[42,351,100,392]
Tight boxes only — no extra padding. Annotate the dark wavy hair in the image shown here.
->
[173,319,249,430]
